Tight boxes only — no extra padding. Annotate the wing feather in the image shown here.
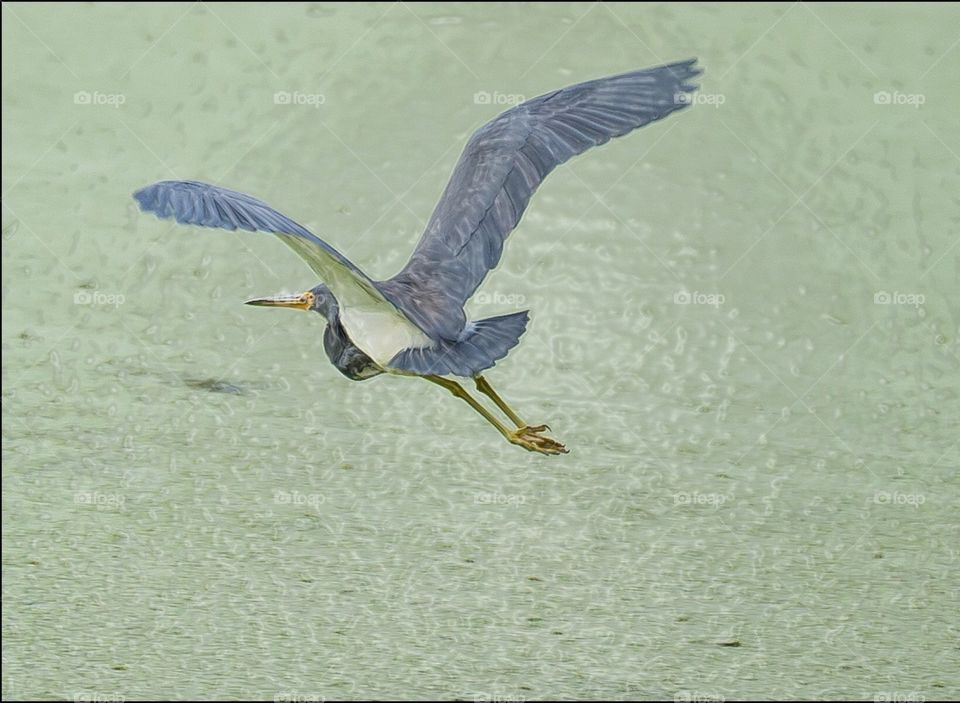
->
[379,59,701,340]
[133,180,397,316]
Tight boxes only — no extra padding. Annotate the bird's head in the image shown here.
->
[244,283,338,322]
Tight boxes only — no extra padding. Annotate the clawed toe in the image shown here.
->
[508,425,568,455]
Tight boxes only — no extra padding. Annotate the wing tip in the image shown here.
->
[660,59,703,108]
[664,57,703,88]
[666,57,702,73]
[131,180,188,217]
[131,183,155,211]
[605,58,702,99]
[131,180,257,232]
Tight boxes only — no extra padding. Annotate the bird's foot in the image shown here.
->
[507,425,568,455]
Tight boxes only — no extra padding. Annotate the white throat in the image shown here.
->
[338,306,433,367]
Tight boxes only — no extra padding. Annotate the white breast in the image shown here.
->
[339,306,433,367]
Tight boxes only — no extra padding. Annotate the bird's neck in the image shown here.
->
[323,316,382,381]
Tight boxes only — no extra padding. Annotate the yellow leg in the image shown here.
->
[474,375,527,427]
[473,375,557,437]
[424,375,567,455]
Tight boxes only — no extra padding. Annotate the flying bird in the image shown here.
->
[134,59,701,455]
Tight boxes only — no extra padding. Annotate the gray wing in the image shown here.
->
[133,180,401,316]
[378,59,701,340]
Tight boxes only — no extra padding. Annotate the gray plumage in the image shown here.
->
[133,59,700,379]
[381,58,701,340]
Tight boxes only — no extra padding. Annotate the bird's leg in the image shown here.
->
[474,376,558,439]
[473,375,527,428]
[424,375,567,455]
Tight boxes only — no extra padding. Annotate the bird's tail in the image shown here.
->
[388,310,530,377]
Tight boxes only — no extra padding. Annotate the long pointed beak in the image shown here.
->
[244,292,311,310]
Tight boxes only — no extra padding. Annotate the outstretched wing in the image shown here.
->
[379,59,701,340]
[133,180,396,316]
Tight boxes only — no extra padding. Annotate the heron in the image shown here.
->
[133,59,701,455]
